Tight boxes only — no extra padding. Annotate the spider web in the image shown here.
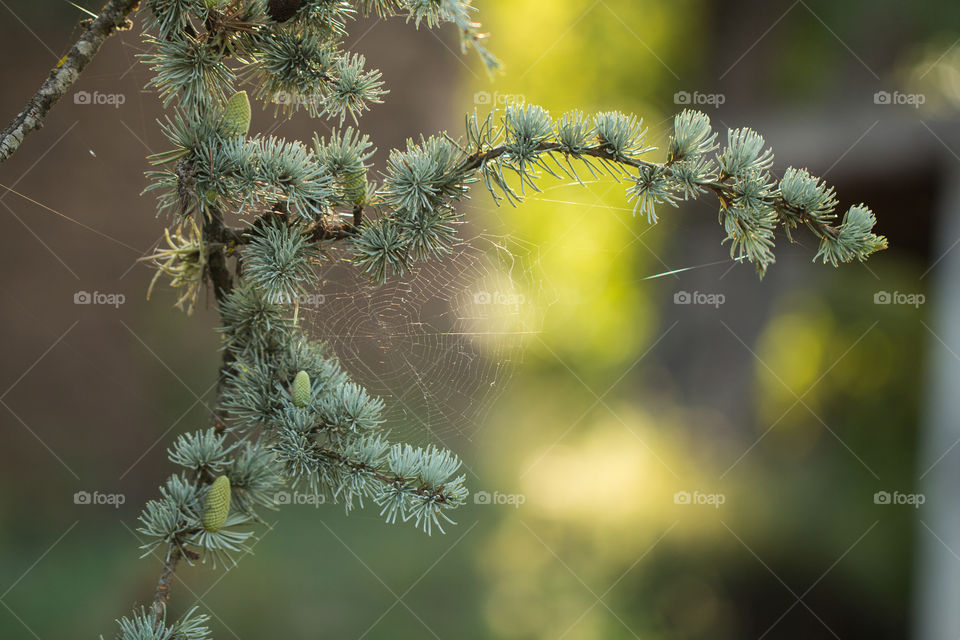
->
[303,232,554,446]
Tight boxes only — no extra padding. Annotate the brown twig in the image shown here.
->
[0,0,141,163]
[199,207,237,433]
[201,208,236,303]
[151,546,182,622]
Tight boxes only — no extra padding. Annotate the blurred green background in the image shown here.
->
[0,0,957,638]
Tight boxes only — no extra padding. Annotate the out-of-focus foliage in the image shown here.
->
[458,0,691,371]
[464,1,920,639]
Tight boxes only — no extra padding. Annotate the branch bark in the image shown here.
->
[0,0,140,164]
[200,207,237,433]
[201,208,235,303]
[151,546,181,622]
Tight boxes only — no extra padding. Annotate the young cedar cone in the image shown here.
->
[221,91,251,137]
[267,0,303,22]
[202,475,231,532]
[292,370,311,407]
[342,170,367,206]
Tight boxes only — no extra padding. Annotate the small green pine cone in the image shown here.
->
[221,91,251,137]
[342,170,367,206]
[201,475,231,533]
[292,370,311,407]
[204,0,224,9]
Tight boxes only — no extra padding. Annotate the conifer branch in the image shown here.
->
[347,106,886,280]
[460,141,844,245]
[74,0,885,636]
[151,547,182,622]
[0,0,140,164]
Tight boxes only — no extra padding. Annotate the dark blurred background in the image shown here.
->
[1,0,959,638]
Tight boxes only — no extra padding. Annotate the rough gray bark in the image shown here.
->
[0,0,140,163]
